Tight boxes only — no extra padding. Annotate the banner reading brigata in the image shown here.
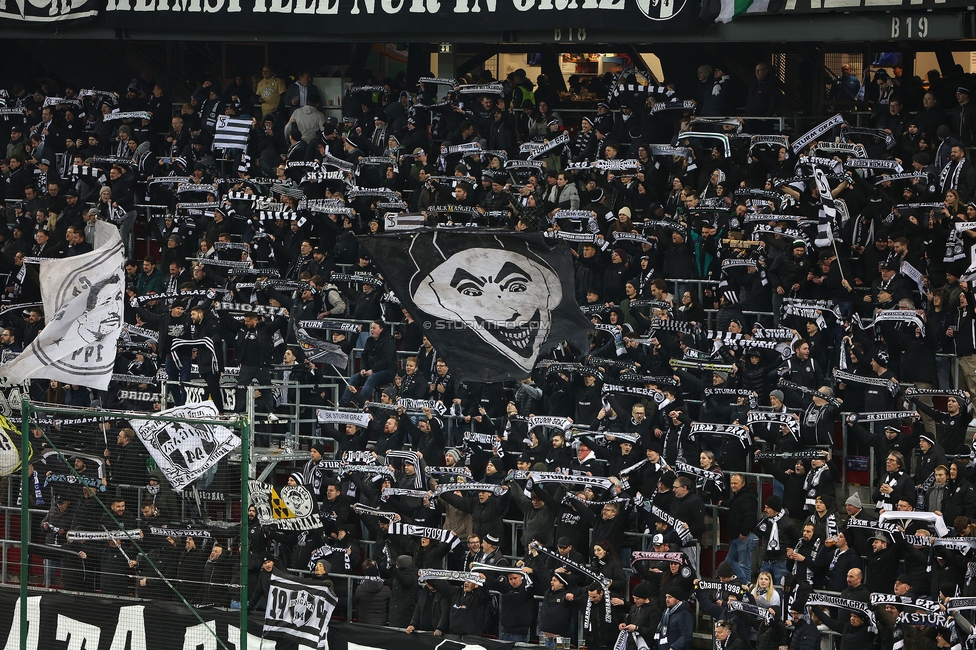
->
[102,0,701,32]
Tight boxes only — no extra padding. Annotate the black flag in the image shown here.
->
[357,228,591,381]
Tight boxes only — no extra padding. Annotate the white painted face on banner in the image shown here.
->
[414,249,561,373]
[75,277,123,345]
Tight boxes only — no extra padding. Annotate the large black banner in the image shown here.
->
[357,228,592,382]
[101,0,701,32]
[0,589,516,650]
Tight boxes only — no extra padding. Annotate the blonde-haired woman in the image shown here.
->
[751,571,781,608]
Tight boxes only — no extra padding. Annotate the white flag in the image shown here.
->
[0,221,123,390]
[130,401,240,492]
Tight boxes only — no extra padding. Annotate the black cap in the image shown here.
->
[556,537,572,548]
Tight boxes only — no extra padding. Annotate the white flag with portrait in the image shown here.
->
[130,401,240,492]
[0,221,123,391]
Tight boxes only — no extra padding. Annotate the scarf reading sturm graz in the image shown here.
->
[418,569,485,586]
[848,411,917,423]
[704,388,758,409]
[525,472,615,493]
[388,523,461,549]
[427,466,473,479]
[528,416,573,432]
[529,541,612,623]
[792,114,846,153]
[805,593,876,631]
[690,423,752,447]
[747,411,801,440]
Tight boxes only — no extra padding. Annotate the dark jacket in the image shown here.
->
[388,563,421,627]
[361,331,397,374]
[354,578,392,625]
[498,578,538,634]
[655,600,694,650]
[539,586,575,636]
[726,484,759,540]
[438,490,510,540]
[787,618,820,650]
[408,584,450,632]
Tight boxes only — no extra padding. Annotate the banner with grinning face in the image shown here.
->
[357,229,591,381]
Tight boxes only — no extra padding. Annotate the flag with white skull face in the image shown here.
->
[264,572,337,649]
[129,401,239,491]
[357,229,592,381]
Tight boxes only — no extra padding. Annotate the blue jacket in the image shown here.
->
[657,601,694,650]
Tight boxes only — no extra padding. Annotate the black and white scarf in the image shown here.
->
[418,569,484,586]
[727,599,774,624]
[802,464,830,510]
[526,472,614,493]
[792,114,846,153]
[674,462,726,492]
[351,504,401,522]
[669,358,737,373]
[806,593,877,631]
[602,383,672,410]
[433,482,506,496]
[757,511,786,550]
[848,411,916,423]
[704,388,758,408]
[644,503,693,545]
[746,411,801,440]
[941,157,967,192]
[690,423,751,447]
[833,369,898,394]
[388,523,460,549]
[529,541,611,622]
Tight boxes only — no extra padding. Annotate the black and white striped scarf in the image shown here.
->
[529,541,612,622]
[941,157,966,191]
[690,422,751,447]
[389,523,460,548]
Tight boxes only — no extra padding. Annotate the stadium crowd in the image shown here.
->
[4,59,976,650]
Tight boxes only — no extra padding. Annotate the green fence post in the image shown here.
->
[20,397,30,650]
[239,415,250,650]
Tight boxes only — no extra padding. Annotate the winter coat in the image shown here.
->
[354,578,392,625]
